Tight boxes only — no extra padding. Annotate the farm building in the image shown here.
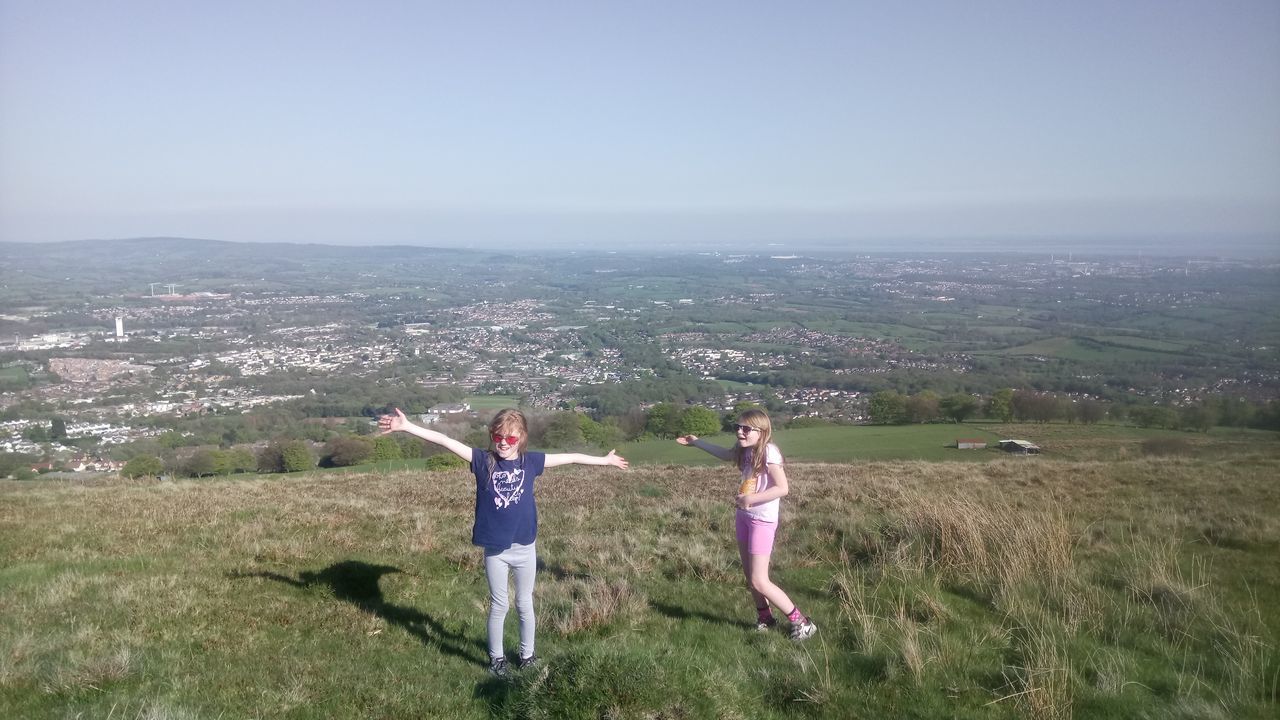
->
[998,439,1041,454]
[420,402,471,424]
[956,438,988,449]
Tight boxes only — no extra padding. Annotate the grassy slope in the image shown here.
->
[2,448,1278,719]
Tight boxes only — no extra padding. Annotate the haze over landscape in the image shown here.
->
[2,1,1278,255]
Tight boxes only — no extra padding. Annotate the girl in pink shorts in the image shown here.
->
[677,408,817,641]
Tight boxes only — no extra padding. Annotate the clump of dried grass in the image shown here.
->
[540,576,648,635]
[996,626,1073,720]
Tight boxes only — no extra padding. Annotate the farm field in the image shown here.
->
[463,395,521,411]
[616,422,1260,465]
[2,450,1276,719]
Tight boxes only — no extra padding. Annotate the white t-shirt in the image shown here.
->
[739,443,783,522]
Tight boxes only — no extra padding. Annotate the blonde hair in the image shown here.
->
[485,408,529,475]
[733,408,775,481]
[489,408,529,454]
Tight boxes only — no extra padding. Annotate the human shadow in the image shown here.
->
[229,560,487,668]
[650,600,753,630]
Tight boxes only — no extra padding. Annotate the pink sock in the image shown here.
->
[786,607,805,624]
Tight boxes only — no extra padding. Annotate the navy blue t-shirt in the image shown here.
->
[469,448,546,550]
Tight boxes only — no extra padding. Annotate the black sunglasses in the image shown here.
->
[733,424,760,434]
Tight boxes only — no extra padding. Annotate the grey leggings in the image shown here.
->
[483,541,537,659]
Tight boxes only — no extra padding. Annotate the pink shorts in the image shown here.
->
[735,511,779,556]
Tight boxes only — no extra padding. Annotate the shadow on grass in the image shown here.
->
[229,560,487,669]
[650,600,753,630]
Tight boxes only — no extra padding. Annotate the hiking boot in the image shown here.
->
[517,654,541,670]
[789,619,817,641]
[756,616,777,632]
[489,656,510,677]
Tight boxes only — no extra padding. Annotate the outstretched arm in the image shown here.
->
[543,449,629,470]
[675,435,735,461]
[377,408,472,461]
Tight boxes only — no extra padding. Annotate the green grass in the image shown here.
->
[1088,335,1195,352]
[464,395,521,410]
[0,366,27,382]
[988,336,1186,362]
[2,455,1277,718]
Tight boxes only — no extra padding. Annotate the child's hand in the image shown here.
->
[675,435,697,445]
[605,450,629,469]
[734,493,751,510]
[377,408,408,434]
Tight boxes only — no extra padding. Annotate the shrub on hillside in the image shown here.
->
[424,453,466,471]
[281,441,315,472]
[121,455,163,479]
[371,436,403,462]
[323,435,374,467]
[258,440,316,473]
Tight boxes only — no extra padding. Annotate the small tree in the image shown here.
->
[183,448,224,477]
[225,447,257,474]
[257,443,286,473]
[645,403,680,439]
[905,391,940,423]
[939,394,979,423]
[868,391,907,425]
[678,406,721,437]
[543,411,585,449]
[987,388,1014,423]
[324,435,375,467]
[395,435,425,459]
[281,441,314,473]
[1076,399,1106,424]
[121,455,164,479]
[371,436,403,462]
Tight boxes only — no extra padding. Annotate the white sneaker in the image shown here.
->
[789,619,817,641]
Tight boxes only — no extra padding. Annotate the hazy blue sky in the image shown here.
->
[2,1,1278,251]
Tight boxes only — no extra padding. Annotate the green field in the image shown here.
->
[1088,335,1195,352]
[624,424,1008,465]
[0,366,29,385]
[988,336,1185,362]
[464,395,522,411]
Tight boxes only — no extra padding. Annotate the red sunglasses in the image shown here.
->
[492,433,521,446]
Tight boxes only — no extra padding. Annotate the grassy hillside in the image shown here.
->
[2,454,1278,719]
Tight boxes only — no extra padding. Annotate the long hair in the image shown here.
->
[732,408,775,481]
[485,408,529,475]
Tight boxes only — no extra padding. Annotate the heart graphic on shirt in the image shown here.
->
[492,468,525,508]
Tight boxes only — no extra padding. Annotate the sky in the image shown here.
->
[2,0,1278,253]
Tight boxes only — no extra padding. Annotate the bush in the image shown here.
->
[281,441,315,472]
[371,436,403,462]
[323,435,375,467]
[424,454,466,471]
[258,440,316,473]
[121,455,164,479]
